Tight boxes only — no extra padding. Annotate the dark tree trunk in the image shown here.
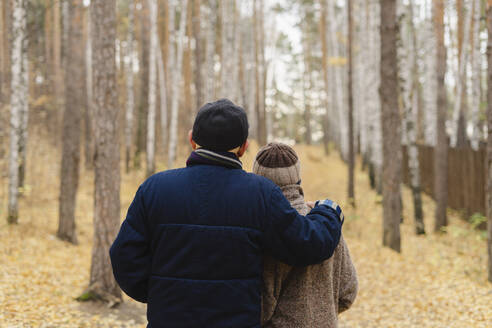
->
[434,0,448,232]
[58,0,84,244]
[380,0,401,252]
[84,0,122,303]
[486,0,492,283]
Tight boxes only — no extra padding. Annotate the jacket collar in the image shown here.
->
[186,148,243,169]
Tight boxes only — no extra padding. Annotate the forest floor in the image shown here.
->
[0,142,491,327]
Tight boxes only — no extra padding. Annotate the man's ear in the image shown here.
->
[188,130,197,150]
[237,140,249,157]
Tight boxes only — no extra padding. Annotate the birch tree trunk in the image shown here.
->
[18,28,28,190]
[320,0,331,155]
[193,0,203,109]
[86,0,122,303]
[434,0,448,232]
[168,0,188,168]
[400,0,425,234]
[8,0,27,224]
[486,0,492,283]
[254,0,267,146]
[380,0,401,252]
[470,0,482,149]
[125,0,135,173]
[424,1,438,146]
[204,0,216,102]
[53,0,63,144]
[348,0,355,204]
[58,0,83,244]
[146,0,158,177]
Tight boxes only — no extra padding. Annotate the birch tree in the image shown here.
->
[380,0,401,252]
[84,0,122,303]
[348,0,355,204]
[434,0,448,232]
[84,9,94,170]
[125,0,135,172]
[204,0,217,102]
[399,0,425,234]
[8,0,28,224]
[146,0,158,176]
[193,0,203,109]
[168,0,189,168]
[58,0,84,244]
[471,0,483,149]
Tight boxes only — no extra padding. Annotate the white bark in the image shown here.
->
[204,0,216,102]
[470,0,482,149]
[220,0,235,98]
[125,0,134,169]
[423,1,437,146]
[157,36,168,151]
[8,0,27,223]
[450,0,473,147]
[146,0,158,176]
[168,0,188,168]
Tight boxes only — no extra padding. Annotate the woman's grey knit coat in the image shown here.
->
[253,143,358,328]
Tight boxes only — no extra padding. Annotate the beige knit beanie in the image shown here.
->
[253,143,301,187]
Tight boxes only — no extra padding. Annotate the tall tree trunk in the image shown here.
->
[84,8,94,170]
[183,0,193,133]
[135,0,150,169]
[157,36,168,156]
[380,0,401,252]
[58,0,83,244]
[125,0,135,173]
[146,0,158,177]
[86,0,122,303]
[53,0,63,144]
[8,0,28,224]
[168,0,189,168]
[400,0,425,234]
[254,0,267,146]
[18,31,28,190]
[348,0,355,204]
[204,0,216,102]
[320,0,331,155]
[301,16,312,146]
[424,1,437,146]
[434,0,448,232]
[470,0,482,150]
[193,0,203,109]
[486,0,492,283]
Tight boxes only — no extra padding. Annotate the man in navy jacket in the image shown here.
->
[110,99,344,328]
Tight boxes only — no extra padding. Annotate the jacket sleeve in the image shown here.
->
[109,185,151,303]
[337,236,358,313]
[261,185,342,267]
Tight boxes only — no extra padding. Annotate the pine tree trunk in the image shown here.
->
[193,0,203,109]
[168,0,189,168]
[486,0,492,283]
[434,0,448,232]
[380,0,401,252]
[348,0,355,204]
[86,0,121,303]
[146,0,158,177]
[58,0,83,244]
[8,0,27,224]
[125,0,135,173]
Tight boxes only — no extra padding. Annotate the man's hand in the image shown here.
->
[306,201,316,209]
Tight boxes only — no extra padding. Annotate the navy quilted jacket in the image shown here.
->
[110,160,342,328]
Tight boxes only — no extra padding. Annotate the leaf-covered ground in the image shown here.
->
[0,143,491,327]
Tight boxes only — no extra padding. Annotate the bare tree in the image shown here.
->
[58,0,84,244]
[434,0,448,232]
[146,0,158,176]
[168,0,189,168]
[380,0,401,252]
[348,0,355,205]
[84,9,94,170]
[84,0,122,303]
[8,0,28,224]
[470,0,483,150]
[157,36,168,153]
[486,0,492,283]
[125,0,135,172]
[204,0,216,102]
[193,0,203,109]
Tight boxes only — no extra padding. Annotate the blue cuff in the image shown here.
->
[315,199,344,223]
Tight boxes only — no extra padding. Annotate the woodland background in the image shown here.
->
[0,0,492,326]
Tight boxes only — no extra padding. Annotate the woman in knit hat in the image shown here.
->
[253,142,358,328]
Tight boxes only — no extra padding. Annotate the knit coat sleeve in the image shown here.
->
[337,236,358,313]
